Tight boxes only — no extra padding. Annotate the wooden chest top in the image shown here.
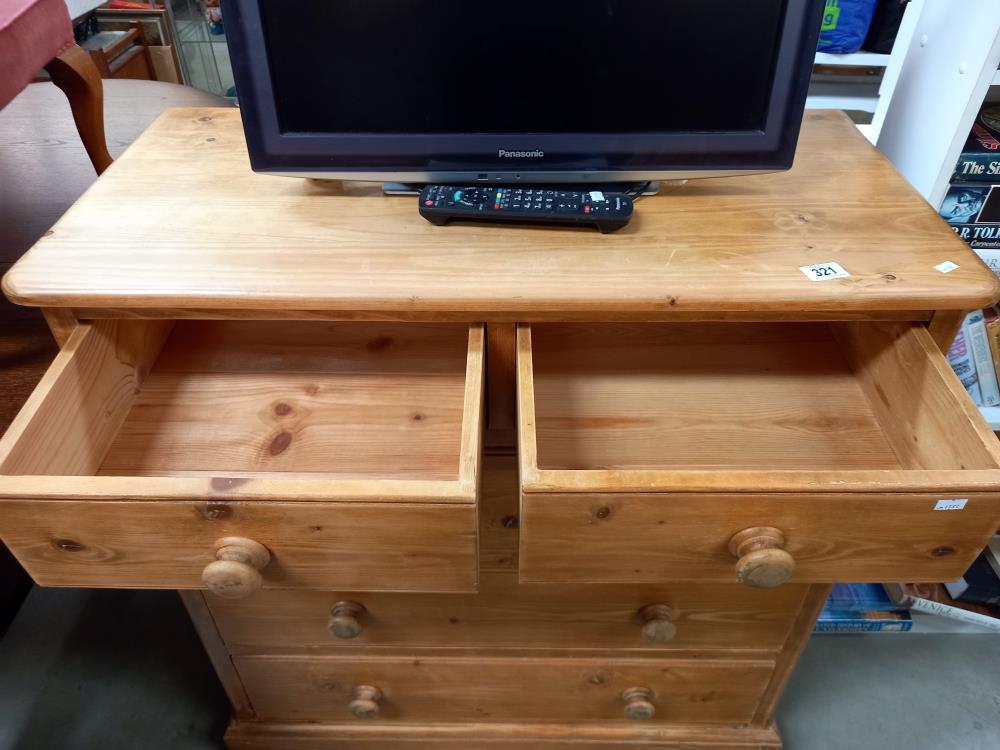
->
[4,108,996,318]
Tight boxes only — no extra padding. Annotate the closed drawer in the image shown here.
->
[517,322,1000,586]
[234,654,774,724]
[0,320,483,594]
[208,575,807,654]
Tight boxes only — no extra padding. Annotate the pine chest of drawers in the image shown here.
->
[2,108,999,748]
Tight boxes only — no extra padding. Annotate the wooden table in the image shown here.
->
[1,107,999,749]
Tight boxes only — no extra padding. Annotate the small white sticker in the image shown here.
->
[589,191,605,202]
[934,498,968,511]
[800,262,850,281]
[934,261,960,274]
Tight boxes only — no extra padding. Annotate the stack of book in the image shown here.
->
[941,103,1000,405]
[814,583,912,632]
[945,307,1000,407]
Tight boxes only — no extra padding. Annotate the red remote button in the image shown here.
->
[424,200,434,206]
[584,205,591,214]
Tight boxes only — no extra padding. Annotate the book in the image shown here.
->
[814,612,912,632]
[940,183,1000,249]
[954,104,1000,182]
[965,310,1000,406]
[984,307,1000,386]
[885,583,1000,632]
[815,583,913,633]
[947,316,983,405]
[824,582,909,613]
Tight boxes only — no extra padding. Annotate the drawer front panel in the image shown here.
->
[520,491,1000,584]
[208,575,806,654]
[224,721,783,749]
[0,320,484,594]
[235,654,774,724]
[517,322,1000,586]
[0,499,476,592]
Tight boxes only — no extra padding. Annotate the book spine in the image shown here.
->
[815,620,912,633]
[953,224,1000,249]
[948,317,984,405]
[906,597,1000,631]
[967,310,1000,406]
[988,316,1000,382]
[954,154,1000,182]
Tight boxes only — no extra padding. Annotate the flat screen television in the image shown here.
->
[224,0,826,184]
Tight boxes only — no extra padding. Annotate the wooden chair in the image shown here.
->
[1,0,113,173]
[85,23,155,82]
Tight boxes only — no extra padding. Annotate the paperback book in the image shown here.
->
[940,184,1000,249]
[965,309,1000,406]
[947,317,983,405]
[954,104,1000,182]
[815,583,913,633]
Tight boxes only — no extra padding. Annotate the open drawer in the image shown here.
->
[0,320,483,596]
[517,322,1000,587]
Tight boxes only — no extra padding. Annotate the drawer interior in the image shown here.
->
[523,322,1000,474]
[1,320,478,482]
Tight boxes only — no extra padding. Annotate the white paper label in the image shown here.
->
[934,261,960,273]
[800,262,850,281]
[934,498,968,511]
[589,191,605,202]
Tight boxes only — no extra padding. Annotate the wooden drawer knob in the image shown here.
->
[349,685,382,718]
[728,527,795,588]
[622,687,656,720]
[639,604,676,643]
[329,601,367,639]
[201,537,271,599]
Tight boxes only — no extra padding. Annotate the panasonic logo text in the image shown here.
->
[498,149,545,158]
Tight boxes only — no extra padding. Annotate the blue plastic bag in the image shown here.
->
[818,0,878,53]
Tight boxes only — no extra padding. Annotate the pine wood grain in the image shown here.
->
[207,575,805,656]
[752,584,832,726]
[233,654,774,724]
[0,498,477,592]
[0,320,482,494]
[224,720,783,749]
[0,319,172,476]
[41,308,78,347]
[99,370,464,479]
[927,310,967,352]
[179,591,256,719]
[519,491,1000,584]
[486,323,517,447]
[833,321,1000,471]
[207,451,805,654]
[0,321,485,592]
[4,109,997,316]
[98,321,472,480]
[479,453,519,573]
[529,322,900,472]
[66,306,936,324]
[517,322,1000,494]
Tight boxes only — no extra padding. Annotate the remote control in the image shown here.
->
[419,185,633,233]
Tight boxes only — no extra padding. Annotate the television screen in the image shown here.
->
[226,0,824,182]
[261,0,786,136]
